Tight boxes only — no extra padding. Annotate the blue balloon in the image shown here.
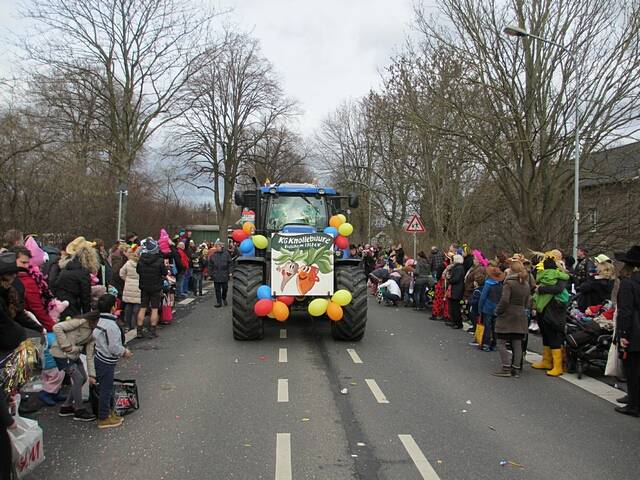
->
[257,285,272,300]
[324,226,338,237]
[240,238,253,254]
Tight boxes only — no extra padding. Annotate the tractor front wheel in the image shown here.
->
[232,262,264,340]
[331,264,367,341]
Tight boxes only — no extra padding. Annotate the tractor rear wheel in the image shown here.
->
[232,262,264,340]
[331,264,367,341]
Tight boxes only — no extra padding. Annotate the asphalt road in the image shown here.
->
[24,290,640,480]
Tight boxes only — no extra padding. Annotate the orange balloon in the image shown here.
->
[242,222,255,235]
[326,301,343,321]
[272,300,290,322]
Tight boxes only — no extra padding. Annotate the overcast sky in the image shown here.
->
[0,0,438,138]
[212,0,421,137]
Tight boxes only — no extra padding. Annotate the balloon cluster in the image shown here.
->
[323,214,353,251]
[232,222,269,256]
[307,289,352,321]
[254,284,295,321]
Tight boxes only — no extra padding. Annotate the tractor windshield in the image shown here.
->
[266,195,327,231]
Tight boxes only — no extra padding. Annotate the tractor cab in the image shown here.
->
[235,183,359,236]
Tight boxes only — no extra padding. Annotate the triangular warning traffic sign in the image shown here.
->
[405,213,426,233]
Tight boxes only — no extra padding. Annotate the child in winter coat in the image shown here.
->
[479,266,505,351]
[92,294,132,429]
[51,311,99,421]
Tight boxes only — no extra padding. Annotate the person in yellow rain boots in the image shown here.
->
[532,257,570,376]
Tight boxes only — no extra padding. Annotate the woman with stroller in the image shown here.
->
[576,261,615,311]
[613,245,640,417]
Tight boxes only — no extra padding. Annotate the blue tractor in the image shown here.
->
[232,182,368,341]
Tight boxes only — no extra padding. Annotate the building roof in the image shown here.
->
[185,225,220,231]
[581,141,640,187]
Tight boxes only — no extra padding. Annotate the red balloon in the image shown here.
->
[232,229,249,243]
[277,296,295,306]
[335,235,349,250]
[254,298,273,317]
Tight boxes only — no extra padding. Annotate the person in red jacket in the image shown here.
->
[12,247,56,332]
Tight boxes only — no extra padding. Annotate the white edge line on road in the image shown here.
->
[280,329,287,339]
[124,329,137,344]
[365,379,389,404]
[398,434,441,480]
[347,348,363,364]
[277,379,289,403]
[524,352,624,406]
[275,433,292,480]
[279,348,288,363]
[178,297,194,305]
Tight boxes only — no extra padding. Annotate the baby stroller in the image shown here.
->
[565,315,613,379]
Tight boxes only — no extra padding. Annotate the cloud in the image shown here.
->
[215,0,423,137]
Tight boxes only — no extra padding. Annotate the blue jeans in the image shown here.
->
[482,313,496,348]
[95,357,116,420]
[176,273,184,296]
[183,268,192,295]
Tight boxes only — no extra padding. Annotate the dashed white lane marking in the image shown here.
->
[280,329,287,339]
[277,379,289,403]
[275,433,292,480]
[365,379,389,404]
[347,348,363,364]
[525,352,624,405]
[279,348,288,363]
[398,434,441,480]
[178,297,194,305]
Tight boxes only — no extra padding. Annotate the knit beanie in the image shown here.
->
[141,237,159,255]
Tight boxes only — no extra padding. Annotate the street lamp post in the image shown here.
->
[504,25,581,259]
[116,187,128,241]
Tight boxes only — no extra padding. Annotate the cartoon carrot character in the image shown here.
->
[297,265,319,294]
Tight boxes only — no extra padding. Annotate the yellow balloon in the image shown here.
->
[331,289,352,306]
[252,234,268,250]
[308,298,329,317]
[338,223,353,237]
[337,214,347,224]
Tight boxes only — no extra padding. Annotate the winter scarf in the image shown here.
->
[533,269,570,312]
[28,265,54,311]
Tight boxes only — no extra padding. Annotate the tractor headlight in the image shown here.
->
[269,187,277,194]
[318,188,325,195]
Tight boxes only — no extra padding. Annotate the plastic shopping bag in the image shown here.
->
[604,342,622,377]
[113,379,140,416]
[474,323,485,346]
[9,395,45,478]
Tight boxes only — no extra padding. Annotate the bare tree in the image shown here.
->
[409,0,640,249]
[242,123,313,185]
[172,31,295,240]
[22,0,220,236]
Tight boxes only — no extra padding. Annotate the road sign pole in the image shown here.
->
[413,232,416,260]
